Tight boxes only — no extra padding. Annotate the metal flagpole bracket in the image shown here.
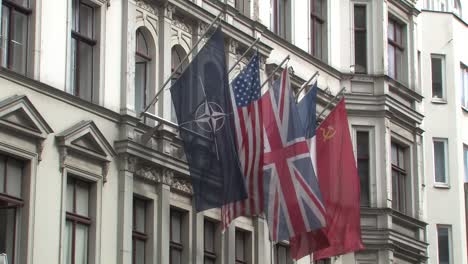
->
[227,37,261,75]
[295,71,319,102]
[316,87,347,123]
[259,55,291,90]
[140,11,224,116]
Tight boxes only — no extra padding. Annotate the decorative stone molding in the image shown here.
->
[135,0,157,15]
[172,15,192,34]
[133,164,192,194]
[163,2,175,19]
[56,121,116,182]
[0,95,53,161]
[229,38,239,54]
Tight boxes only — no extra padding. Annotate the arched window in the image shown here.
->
[135,28,152,113]
[170,45,189,123]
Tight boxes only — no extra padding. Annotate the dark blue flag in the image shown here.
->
[170,28,247,211]
[297,82,318,138]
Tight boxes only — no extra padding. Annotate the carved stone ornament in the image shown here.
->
[59,147,68,172]
[172,16,192,33]
[164,3,175,19]
[135,0,157,15]
[229,39,239,54]
[135,166,161,182]
[161,168,174,185]
[123,154,138,173]
[171,176,193,194]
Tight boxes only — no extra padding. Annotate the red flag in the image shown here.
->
[290,99,364,260]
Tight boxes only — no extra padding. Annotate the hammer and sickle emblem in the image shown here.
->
[321,126,336,141]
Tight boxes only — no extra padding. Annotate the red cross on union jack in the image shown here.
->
[261,68,326,241]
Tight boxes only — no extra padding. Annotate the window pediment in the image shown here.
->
[56,121,116,181]
[0,95,53,139]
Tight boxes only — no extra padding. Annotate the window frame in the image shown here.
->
[437,224,452,264]
[170,208,185,264]
[0,154,25,264]
[356,130,371,207]
[235,228,251,264]
[387,17,405,82]
[0,0,32,75]
[134,28,152,114]
[274,242,292,264]
[132,196,148,264]
[464,145,468,183]
[391,142,408,214]
[430,54,446,102]
[353,4,367,74]
[273,0,291,41]
[460,63,468,110]
[433,138,449,187]
[203,219,217,264]
[234,0,250,17]
[310,0,326,61]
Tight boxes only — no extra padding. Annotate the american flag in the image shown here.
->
[222,53,264,228]
[262,68,326,241]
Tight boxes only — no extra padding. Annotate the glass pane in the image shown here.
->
[204,257,215,264]
[398,147,405,168]
[170,249,181,264]
[67,179,74,212]
[431,57,443,98]
[0,157,5,193]
[135,62,146,113]
[136,30,148,56]
[170,211,181,243]
[134,198,146,233]
[464,147,468,182]
[357,132,369,157]
[358,159,370,206]
[6,158,22,197]
[434,141,446,183]
[391,143,397,165]
[134,239,145,264]
[64,220,73,264]
[438,227,450,264]
[388,45,395,79]
[71,38,77,95]
[77,41,93,102]
[204,221,215,252]
[79,3,94,38]
[235,231,245,261]
[313,0,322,16]
[75,223,89,264]
[395,25,402,45]
[72,0,77,31]
[75,180,89,217]
[10,11,28,75]
[277,245,287,264]
[387,21,394,40]
[395,48,403,81]
[391,171,399,211]
[354,30,367,73]
[1,7,10,68]
[354,6,366,28]
[0,208,16,263]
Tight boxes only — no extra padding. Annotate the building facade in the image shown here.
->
[0,0,464,263]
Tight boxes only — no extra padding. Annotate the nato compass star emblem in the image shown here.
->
[194,100,226,133]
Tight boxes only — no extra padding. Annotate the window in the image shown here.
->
[357,131,370,206]
[132,197,147,264]
[204,220,217,264]
[433,139,448,185]
[235,0,250,17]
[170,209,184,264]
[461,64,468,109]
[0,155,24,264]
[463,145,468,183]
[235,229,250,264]
[171,45,188,123]
[354,5,367,73]
[273,0,291,40]
[65,177,91,264]
[431,55,445,100]
[388,18,404,81]
[275,243,292,264]
[391,142,407,214]
[71,0,98,102]
[313,259,331,264]
[437,225,451,264]
[0,0,31,75]
[310,0,326,60]
[135,29,151,114]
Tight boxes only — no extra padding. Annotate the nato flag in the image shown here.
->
[170,28,247,211]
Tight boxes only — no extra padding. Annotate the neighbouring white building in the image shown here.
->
[0,0,465,263]
[418,1,468,264]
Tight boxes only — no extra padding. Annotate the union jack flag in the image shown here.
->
[222,53,264,228]
[262,68,326,241]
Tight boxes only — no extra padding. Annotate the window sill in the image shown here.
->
[433,183,450,189]
[431,98,447,104]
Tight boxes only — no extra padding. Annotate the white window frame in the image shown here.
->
[436,225,452,264]
[431,54,446,102]
[460,63,468,110]
[463,145,468,183]
[433,138,449,187]
[352,125,376,207]
[351,2,369,74]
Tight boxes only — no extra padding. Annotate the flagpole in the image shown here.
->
[141,12,224,115]
[295,71,319,101]
[316,87,346,122]
[227,38,261,74]
[259,55,291,90]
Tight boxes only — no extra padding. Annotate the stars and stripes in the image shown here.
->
[261,68,326,241]
[222,53,264,228]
